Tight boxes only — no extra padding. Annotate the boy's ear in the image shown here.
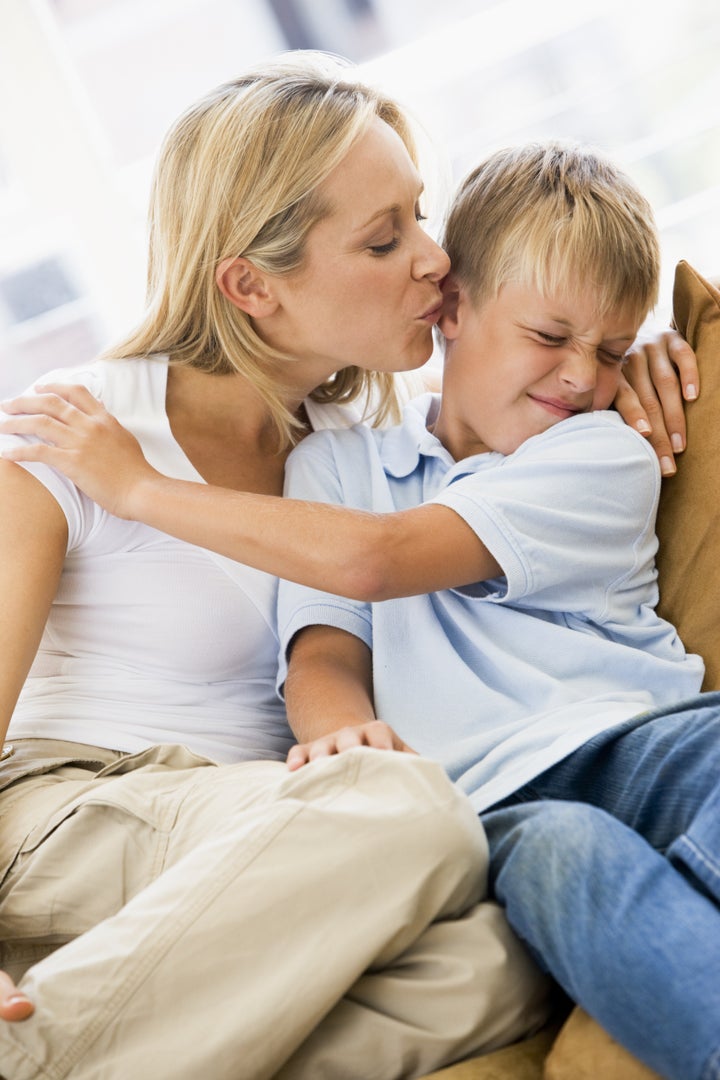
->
[438,273,462,339]
[216,257,279,317]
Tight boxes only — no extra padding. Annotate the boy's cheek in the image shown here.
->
[594,370,624,410]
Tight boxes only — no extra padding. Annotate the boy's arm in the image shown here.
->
[0,385,500,600]
[284,625,414,771]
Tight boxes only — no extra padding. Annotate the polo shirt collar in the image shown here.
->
[380,393,456,478]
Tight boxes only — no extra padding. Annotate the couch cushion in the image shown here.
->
[543,1007,660,1079]
[655,259,720,691]
[422,1022,560,1079]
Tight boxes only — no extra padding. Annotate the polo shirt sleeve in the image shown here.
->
[0,368,107,552]
[276,432,373,696]
[429,414,661,623]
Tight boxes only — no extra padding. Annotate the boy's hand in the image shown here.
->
[287,720,416,771]
[614,330,699,477]
[0,970,34,1021]
[0,384,158,519]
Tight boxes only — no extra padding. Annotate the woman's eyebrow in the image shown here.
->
[352,204,400,233]
[353,183,425,233]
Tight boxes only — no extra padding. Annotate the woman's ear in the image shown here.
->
[438,273,462,339]
[216,257,279,317]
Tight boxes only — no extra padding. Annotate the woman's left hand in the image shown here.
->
[613,329,699,476]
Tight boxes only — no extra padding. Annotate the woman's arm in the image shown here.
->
[0,386,499,601]
[0,460,67,1021]
[0,461,67,742]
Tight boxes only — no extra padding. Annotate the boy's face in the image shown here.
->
[435,280,642,460]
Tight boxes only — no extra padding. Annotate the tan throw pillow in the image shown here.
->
[656,259,720,691]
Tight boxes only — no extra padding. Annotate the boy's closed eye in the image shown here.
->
[599,349,629,366]
[534,330,628,366]
[535,331,567,346]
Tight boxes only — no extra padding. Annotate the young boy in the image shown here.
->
[279,142,704,816]
[272,144,720,1080]
[3,143,718,1080]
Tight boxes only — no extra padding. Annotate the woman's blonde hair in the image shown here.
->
[106,52,415,445]
[443,141,660,322]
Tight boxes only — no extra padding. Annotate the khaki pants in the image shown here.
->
[0,740,550,1080]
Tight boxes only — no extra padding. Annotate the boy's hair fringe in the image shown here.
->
[443,141,660,322]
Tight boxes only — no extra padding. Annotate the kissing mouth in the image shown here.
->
[419,300,444,323]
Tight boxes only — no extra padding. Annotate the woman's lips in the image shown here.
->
[418,301,443,325]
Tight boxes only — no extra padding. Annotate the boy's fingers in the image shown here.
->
[286,745,310,771]
[285,722,417,772]
[1,392,75,421]
[307,735,346,761]
[32,383,104,415]
[337,723,392,753]
[1,384,102,421]
[0,436,77,468]
[0,413,69,445]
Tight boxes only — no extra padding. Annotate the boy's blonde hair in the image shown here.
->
[443,141,660,321]
[106,53,414,445]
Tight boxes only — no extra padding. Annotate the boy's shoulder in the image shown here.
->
[512,409,658,470]
[290,414,380,463]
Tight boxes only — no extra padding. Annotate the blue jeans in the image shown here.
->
[482,691,720,1080]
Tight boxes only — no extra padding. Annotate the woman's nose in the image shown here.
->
[414,230,451,282]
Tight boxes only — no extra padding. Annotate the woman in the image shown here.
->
[0,52,554,1080]
[0,52,694,1080]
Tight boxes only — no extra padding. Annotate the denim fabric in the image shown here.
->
[483,691,720,1080]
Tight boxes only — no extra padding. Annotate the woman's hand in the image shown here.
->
[0,384,159,518]
[0,970,33,1021]
[613,329,699,476]
[286,720,416,771]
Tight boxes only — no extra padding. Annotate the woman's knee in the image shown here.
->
[279,749,489,911]
[351,750,488,873]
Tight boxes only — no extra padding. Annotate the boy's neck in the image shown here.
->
[429,391,491,462]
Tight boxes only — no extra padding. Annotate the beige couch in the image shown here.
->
[421,260,720,1080]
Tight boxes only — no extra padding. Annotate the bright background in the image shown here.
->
[1,0,719,397]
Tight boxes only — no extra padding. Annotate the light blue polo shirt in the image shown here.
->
[277,394,704,812]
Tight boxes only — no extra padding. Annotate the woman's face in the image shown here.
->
[260,117,450,380]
